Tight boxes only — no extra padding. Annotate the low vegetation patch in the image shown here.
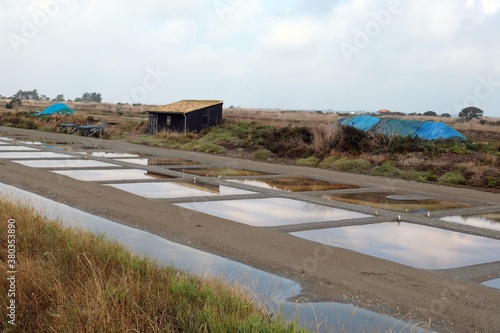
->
[1,106,498,192]
[0,198,305,333]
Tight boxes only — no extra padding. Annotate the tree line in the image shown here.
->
[3,89,102,103]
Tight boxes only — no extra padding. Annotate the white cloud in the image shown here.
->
[1,0,499,116]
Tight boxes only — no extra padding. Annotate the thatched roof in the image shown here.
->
[148,100,223,114]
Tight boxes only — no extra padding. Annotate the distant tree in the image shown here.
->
[423,111,437,116]
[53,94,65,102]
[441,113,451,118]
[13,89,40,100]
[79,92,102,103]
[74,97,83,102]
[459,107,483,121]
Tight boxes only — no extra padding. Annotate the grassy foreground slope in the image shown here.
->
[0,198,305,333]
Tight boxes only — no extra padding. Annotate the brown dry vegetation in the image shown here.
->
[1,101,499,192]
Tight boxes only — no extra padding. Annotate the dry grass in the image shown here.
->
[0,197,305,333]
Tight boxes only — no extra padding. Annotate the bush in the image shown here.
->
[253,149,273,160]
[295,156,320,167]
[318,156,339,169]
[404,170,438,182]
[438,171,466,185]
[370,162,404,178]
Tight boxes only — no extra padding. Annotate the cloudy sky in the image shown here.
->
[2,0,500,116]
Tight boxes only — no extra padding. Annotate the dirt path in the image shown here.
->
[0,126,499,333]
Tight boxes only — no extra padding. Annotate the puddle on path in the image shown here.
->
[77,152,141,158]
[172,167,272,177]
[0,182,430,333]
[116,158,200,166]
[176,198,371,227]
[12,159,121,169]
[482,278,500,290]
[0,151,75,159]
[440,213,500,232]
[228,177,360,192]
[52,169,172,181]
[0,145,40,151]
[320,191,472,212]
[291,222,500,269]
[108,181,255,198]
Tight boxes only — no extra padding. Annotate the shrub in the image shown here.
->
[404,170,438,182]
[438,171,467,185]
[295,156,320,167]
[253,149,273,160]
[318,156,339,169]
[370,162,404,178]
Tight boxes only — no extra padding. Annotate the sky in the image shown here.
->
[2,0,500,116]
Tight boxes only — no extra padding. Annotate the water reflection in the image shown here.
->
[115,158,200,166]
[107,182,255,198]
[228,177,360,192]
[291,223,500,269]
[0,151,75,159]
[77,152,140,158]
[481,278,500,290]
[12,159,121,168]
[0,145,40,151]
[440,213,500,232]
[52,169,166,181]
[321,191,472,212]
[172,167,271,177]
[176,198,372,227]
[0,183,430,333]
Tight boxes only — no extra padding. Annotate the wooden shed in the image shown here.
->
[147,100,223,134]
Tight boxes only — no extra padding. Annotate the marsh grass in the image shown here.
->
[0,197,305,333]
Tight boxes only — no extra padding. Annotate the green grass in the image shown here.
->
[0,197,306,333]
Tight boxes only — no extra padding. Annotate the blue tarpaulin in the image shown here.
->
[338,115,381,131]
[35,103,75,116]
[338,116,466,141]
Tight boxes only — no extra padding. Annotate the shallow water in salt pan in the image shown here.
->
[0,151,75,159]
[52,169,173,181]
[320,191,472,212]
[482,278,500,290]
[172,167,272,177]
[115,157,200,166]
[227,177,360,192]
[176,198,372,227]
[0,182,430,333]
[108,181,255,198]
[0,145,40,151]
[13,159,121,168]
[77,151,140,158]
[440,213,500,232]
[290,222,500,269]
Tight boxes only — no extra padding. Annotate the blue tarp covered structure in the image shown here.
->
[35,103,75,116]
[338,115,466,141]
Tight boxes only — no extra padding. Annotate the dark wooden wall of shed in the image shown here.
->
[148,103,223,134]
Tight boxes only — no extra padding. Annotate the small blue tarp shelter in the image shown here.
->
[35,103,75,116]
[338,115,466,141]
